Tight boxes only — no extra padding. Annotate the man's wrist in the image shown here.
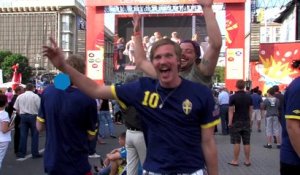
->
[62,63,71,74]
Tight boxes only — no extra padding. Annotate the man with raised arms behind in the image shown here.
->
[133,0,222,88]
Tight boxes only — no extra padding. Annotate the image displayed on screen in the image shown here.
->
[114,15,207,72]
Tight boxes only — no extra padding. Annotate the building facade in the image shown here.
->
[260,22,281,43]
[249,0,300,94]
[0,0,86,74]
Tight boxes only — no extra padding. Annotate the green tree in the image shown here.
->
[213,66,225,83]
[0,51,12,67]
[1,54,32,83]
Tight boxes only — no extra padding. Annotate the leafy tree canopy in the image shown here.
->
[213,66,225,83]
[1,54,32,83]
[0,51,12,66]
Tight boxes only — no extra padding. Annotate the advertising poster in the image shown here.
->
[226,48,244,79]
[86,50,104,80]
[250,42,300,94]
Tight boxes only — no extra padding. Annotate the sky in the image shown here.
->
[256,0,291,8]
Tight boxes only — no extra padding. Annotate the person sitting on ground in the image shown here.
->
[95,132,127,175]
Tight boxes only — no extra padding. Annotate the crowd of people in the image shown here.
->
[0,0,299,175]
[116,28,207,70]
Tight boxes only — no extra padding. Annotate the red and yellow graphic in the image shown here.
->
[225,12,238,46]
[225,3,245,91]
[251,42,300,94]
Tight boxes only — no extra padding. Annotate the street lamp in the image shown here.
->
[35,63,39,86]
[35,54,41,86]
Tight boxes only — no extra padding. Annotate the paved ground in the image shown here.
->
[1,120,280,175]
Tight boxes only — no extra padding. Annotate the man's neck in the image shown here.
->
[180,64,193,72]
[159,76,182,89]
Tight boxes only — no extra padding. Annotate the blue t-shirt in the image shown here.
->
[280,77,300,165]
[38,85,98,174]
[251,93,262,109]
[120,147,126,159]
[112,77,219,173]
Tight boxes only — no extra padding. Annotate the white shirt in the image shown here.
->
[0,110,11,142]
[218,90,230,105]
[14,91,40,115]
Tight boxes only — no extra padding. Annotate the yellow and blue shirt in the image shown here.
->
[280,77,300,165]
[38,85,98,174]
[112,77,220,173]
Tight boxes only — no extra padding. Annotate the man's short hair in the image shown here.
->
[66,55,86,74]
[236,80,245,90]
[149,38,181,62]
[0,94,7,107]
[119,132,126,139]
[26,83,35,91]
[272,85,279,92]
[14,86,23,94]
[7,87,12,92]
[253,87,259,93]
[180,40,201,59]
[268,87,275,96]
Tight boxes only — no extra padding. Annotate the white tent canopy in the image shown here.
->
[0,82,26,88]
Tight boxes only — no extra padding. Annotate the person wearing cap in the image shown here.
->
[133,0,222,88]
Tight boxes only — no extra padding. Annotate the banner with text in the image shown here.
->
[87,0,245,6]
[226,48,244,79]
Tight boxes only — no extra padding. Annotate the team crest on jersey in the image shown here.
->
[182,99,192,115]
[293,109,300,114]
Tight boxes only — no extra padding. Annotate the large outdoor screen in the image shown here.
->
[114,15,206,71]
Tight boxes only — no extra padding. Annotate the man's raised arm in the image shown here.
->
[198,0,222,76]
[43,37,113,100]
[132,13,157,78]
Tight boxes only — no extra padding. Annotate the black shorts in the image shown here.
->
[230,121,251,145]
